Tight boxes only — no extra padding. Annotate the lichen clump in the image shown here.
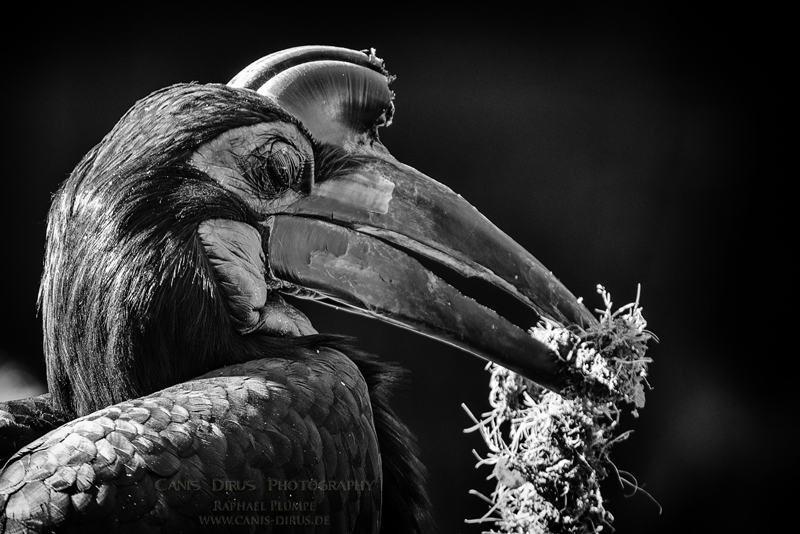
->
[464,285,655,533]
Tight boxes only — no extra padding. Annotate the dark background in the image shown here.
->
[1,8,783,533]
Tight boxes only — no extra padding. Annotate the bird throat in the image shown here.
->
[197,219,316,337]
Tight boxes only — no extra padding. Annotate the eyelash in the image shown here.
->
[237,139,308,198]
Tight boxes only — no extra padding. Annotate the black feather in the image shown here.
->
[334,343,433,534]
[0,394,68,465]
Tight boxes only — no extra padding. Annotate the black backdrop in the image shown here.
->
[1,7,783,533]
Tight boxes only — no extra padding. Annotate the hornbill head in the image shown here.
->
[41,46,596,418]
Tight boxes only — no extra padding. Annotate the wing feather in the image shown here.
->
[0,347,380,532]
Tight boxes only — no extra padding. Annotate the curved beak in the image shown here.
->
[266,148,597,393]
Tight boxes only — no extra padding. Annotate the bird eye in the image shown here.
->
[244,138,308,198]
[265,141,301,189]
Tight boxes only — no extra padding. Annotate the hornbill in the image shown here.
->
[0,46,597,532]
